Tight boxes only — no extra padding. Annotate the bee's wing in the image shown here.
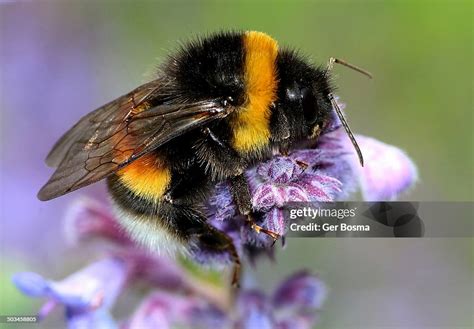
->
[38,80,230,201]
[45,80,162,168]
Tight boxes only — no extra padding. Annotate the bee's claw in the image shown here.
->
[295,159,309,169]
[250,221,281,242]
[230,261,241,289]
[270,238,278,247]
[279,147,289,156]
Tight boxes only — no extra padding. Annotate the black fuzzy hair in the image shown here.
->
[163,31,246,104]
[275,48,335,141]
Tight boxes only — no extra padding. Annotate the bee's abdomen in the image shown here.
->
[113,153,171,204]
[105,156,224,257]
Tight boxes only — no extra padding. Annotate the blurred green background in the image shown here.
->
[1,1,472,328]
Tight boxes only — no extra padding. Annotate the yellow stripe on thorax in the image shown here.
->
[117,153,171,201]
[232,31,279,152]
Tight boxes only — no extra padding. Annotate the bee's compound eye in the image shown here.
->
[301,87,318,125]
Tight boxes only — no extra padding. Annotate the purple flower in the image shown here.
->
[122,272,326,329]
[237,291,273,329]
[63,198,195,292]
[122,292,228,329]
[208,184,237,222]
[207,109,417,250]
[250,155,343,209]
[13,198,327,329]
[237,271,326,329]
[12,98,415,329]
[12,198,224,328]
[272,271,327,310]
[64,198,132,246]
[13,258,127,329]
[311,129,418,201]
[350,135,418,201]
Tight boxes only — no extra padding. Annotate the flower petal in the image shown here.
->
[64,198,131,246]
[117,249,188,291]
[67,309,117,329]
[352,135,418,201]
[283,184,310,203]
[237,291,273,329]
[257,157,303,184]
[14,258,127,312]
[272,271,327,310]
[38,300,58,320]
[12,272,50,297]
[124,293,171,329]
[125,292,227,329]
[296,179,334,202]
[264,208,286,236]
[252,184,278,210]
[208,183,236,221]
[275,316,316,329]
[291,146,356,200]
[48,258,126,309]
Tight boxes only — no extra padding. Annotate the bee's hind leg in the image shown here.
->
[160,199,241,287]
[190,221,241,288]
[229,174,281,242]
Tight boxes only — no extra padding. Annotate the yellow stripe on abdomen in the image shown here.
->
[116,153,171,201]
[232,31,279,152]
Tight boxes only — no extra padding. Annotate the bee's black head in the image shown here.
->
[275,49,334,142]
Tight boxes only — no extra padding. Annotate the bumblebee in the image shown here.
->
[38,31,370,285]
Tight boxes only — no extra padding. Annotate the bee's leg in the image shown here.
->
[196,128,247,180]
[269,103,291,143]
[196,128,281,241]
[228,174,252,216]
[279,146,289,156]
[191,221,241,287]
[295,159,309,170]
[160,198,241,287]
[277,146,308,169]
[270,105,292,156]
[229,174,281,242]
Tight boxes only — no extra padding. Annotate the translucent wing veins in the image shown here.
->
[38,80,231,201]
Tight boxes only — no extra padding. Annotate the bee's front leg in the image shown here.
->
[195,127,247,180]
[196,127,281,242]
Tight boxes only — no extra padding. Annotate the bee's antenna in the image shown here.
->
[325,57,373,79]
[325,57,370,167]
[328,93,364,167]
